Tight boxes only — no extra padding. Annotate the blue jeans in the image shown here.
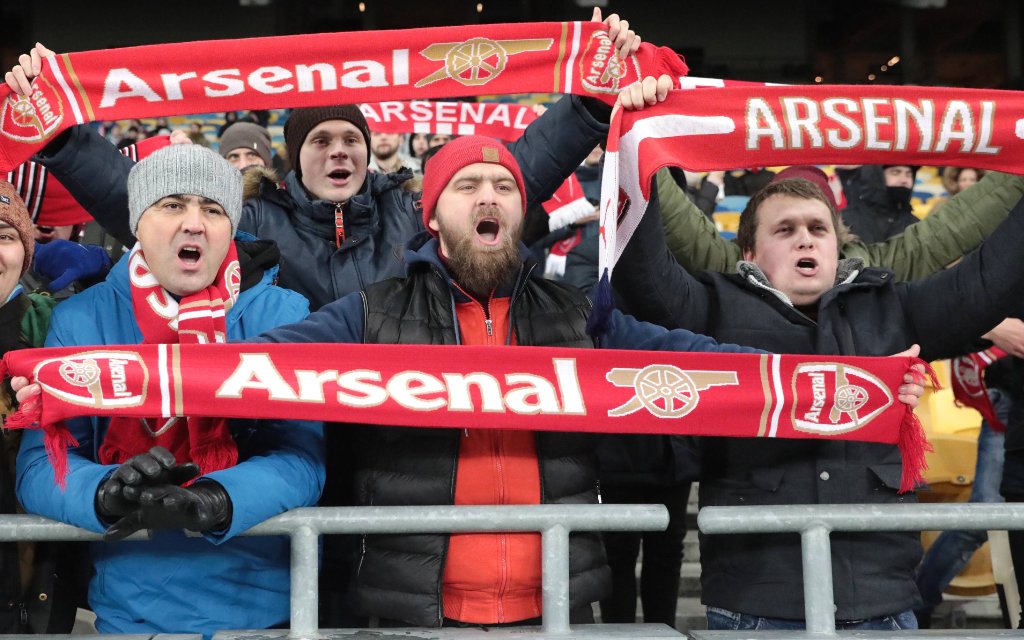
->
[915,389,1009,613]
[706,607,918,631]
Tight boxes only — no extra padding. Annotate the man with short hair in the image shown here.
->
[369,131,413,174]
[611,79,1024,627]
[14,144,324,637]
[218,121,273,170]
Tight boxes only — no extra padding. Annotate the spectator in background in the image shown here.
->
[104,122,123,146]
[218,122,273,171]
[942,166,985,197]
[369,131,415,174]
[723,168,775,196]
[218,111,239,137]
[428,133,452,148]
[409,132,430,167]
[838,164,919,243]
[575,145,603,204]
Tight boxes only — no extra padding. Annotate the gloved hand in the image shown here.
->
[95,446,200,521]
[103,482,233,541]
[33,240,111,291]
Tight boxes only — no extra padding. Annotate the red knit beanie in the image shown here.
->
[771,166,838,209]
[420,136,526,234]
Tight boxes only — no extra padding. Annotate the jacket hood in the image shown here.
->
[735,257,865,308]
[242,165,281,201]
[849,165,917,212]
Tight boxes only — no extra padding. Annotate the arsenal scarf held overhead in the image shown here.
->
[1,343,932,492]
[0,22,688,171]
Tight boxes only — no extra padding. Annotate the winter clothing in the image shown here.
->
[283,105,372,179]
[37,96,608,311]
[127,144,243,235]
[254,232,759,627]
[611,181,1024,621]
[0,181,34,273]
[420,135,527,229]
[655,167,1024,282]
[16,241,324,637]
[838,165,919,243]
[218,122,273,168]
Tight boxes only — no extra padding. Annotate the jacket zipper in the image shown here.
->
[334,203,346,248]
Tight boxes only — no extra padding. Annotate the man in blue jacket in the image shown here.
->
[14,145,324,638]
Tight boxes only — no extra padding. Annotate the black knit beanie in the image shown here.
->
[284,106,371,180]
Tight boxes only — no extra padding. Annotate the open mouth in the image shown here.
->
[475,218,501,244]
[327,169,352,183]
[795,257,818,274]
[178,246,202,265]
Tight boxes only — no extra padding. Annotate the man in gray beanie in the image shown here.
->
[218,121,273,170]
[126,143,243,296]
[11,134,323,637]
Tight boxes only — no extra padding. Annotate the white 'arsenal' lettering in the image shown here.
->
[359,101,532,131]
[746,97,1001,155]
[99,50,411,108]
[110,358,130,398]
[803,372,827,422]
[214,354,586,416]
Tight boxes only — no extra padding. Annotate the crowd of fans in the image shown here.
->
[1,11,1024,640]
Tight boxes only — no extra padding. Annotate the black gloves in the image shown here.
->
[95,446,233,541]
[96,446,199,520]
[103,482,233,542]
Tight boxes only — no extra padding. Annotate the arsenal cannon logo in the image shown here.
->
[416,37,552,88]
[606,364,738,419]
[0,76,64,144]
[34,351,149,409]
[791,363,892,435]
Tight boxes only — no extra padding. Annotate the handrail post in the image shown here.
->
[542,523,571,634]
[802,524,836,634]
[289,523,319,638]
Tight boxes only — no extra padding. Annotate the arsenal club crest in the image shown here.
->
[606,364,738,418]
[34,351,149,409]
[578,30,640,95]
[0,76,64,144]
[791,363,892,435]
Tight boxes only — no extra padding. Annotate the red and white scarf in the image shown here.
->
[0,22,688,171]
[950,347,1009,431]
[2,343,931,492]
[95,242,242,482]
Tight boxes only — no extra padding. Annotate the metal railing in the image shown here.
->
[0,503,669,637]
[698,502,1024,634]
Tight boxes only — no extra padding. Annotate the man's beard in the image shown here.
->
[439,208,522,298]
[373,145,397,161]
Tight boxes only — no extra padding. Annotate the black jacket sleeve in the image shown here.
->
[611,181,713,334]
[904,194,1024,361]
[35,126,136,246]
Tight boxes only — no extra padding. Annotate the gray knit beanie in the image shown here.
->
[128,144,243,235]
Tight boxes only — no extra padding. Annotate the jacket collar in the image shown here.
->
[734,257,864,308]
[283,169,413,241]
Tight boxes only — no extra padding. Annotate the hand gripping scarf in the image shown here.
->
[2,343,932,492]
[11,242,242,486]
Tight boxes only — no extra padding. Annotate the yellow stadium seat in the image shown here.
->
[713,212,741,234]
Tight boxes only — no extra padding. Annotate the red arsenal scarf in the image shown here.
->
[0,22,688,171]
[91,242,241,484]
[950,347,1009,431]
[360,100,538,142]
[2,344,930,492]
[595,86,1024,300]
